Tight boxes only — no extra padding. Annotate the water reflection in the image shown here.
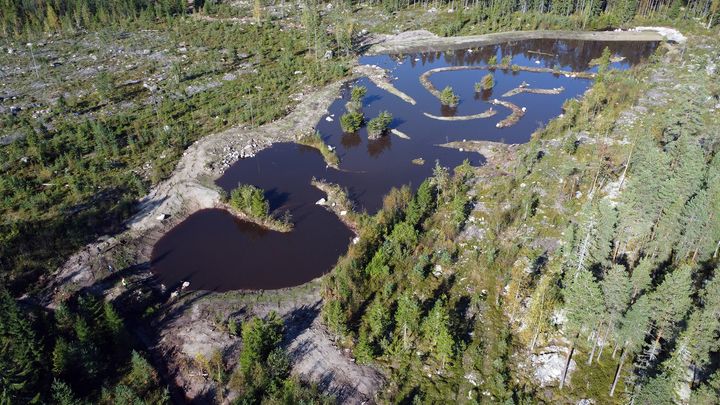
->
[151,39,658,292]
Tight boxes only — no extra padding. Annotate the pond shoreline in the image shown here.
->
[41,29,673,404]
[367,29,668,55]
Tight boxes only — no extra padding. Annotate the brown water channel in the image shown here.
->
[151,39,657,291]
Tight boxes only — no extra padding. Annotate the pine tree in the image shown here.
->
[664,268,720,387]
[635,373,676,405]
[421,299,453,369]
[647,136,705,261]
[646,265,694,364]
[630,258,654,300]
[560,267,603,388]
[610,295,653,396]
[617,136,670,256]
[52,338,72,376]
[596,264,632,362]
[364,298,389,345]
[570,200,616,275]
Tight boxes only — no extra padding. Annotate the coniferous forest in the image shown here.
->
[1,0,719,404]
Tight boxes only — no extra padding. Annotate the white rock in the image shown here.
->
[325,116,334,122]
[531,346,576,387]
[316,198,327,205]
[340,210,347,216]
[181,281,190,289]
[352,236,360,244]
[156,213,168,221]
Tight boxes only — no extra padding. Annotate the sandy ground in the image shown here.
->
[42,28,680,403]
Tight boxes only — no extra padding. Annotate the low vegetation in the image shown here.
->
[297,131,340,168]
[340,111,365,133]
[228,184,292,232]
[439,86,460,106]
[311,178,361,229]
[367,111,393,139]
[476,73,495,91]
[228,313,332,403]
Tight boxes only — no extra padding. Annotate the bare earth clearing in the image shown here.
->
[44,28,684,403]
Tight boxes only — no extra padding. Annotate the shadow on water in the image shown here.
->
[151,39,658,292]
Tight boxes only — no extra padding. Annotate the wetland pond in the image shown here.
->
[151,38,658,291]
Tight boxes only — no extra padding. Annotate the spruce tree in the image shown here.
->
[394,292,420,350]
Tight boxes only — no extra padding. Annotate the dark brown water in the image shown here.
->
[151,39,658,291]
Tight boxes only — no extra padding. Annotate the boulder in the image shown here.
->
[530,346,576,387]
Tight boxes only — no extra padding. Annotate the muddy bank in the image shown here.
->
[502,86,565,97]
[368,29,667,55]
[423,108,497,121]
[353,63,416,105]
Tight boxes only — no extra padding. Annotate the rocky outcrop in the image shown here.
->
[530,345,577,387]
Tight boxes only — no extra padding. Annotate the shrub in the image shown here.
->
[488,55,497,65]
[340,111,364,133]
[501,55,512,67]
[439,86,459,106]
[229,184,270,219]
[367,111,393,139]
[351,85,367,103]
[476,73,494,91]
